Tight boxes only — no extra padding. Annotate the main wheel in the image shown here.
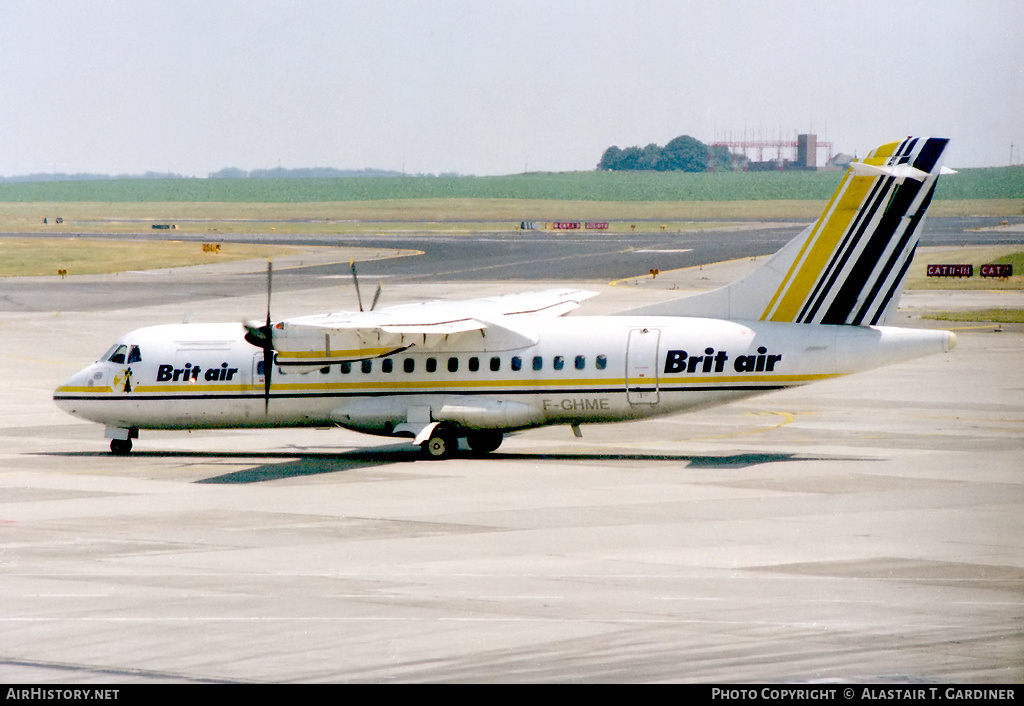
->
[109,438,133,455]
[466,430,503,454]
[420,426,456,460]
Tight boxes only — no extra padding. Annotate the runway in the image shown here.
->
[1,229,1022,682]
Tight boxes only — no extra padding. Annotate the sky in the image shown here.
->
[1,0,1021,176]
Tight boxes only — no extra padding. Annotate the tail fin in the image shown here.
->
[624,137,951,325]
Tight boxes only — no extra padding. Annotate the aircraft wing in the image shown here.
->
[270,288,597,366]
[456,288,600,317]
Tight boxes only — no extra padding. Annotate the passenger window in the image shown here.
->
[381,358,393,373]
[341,362,351,374]
[490,356,501,372]
[404,358,415,373]
[426,357,437,373]
[361,360,372,374]
[575,355,585,370]
[596,355,607,370]
[468,357,479,372]
[511,356,522,371]
[448,357,458,373]
[553,356,564,370]
[108,345,128,364]
[127,346,142,364]
[532,356,543,371]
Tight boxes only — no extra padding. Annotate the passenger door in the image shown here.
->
[626,328,660,405]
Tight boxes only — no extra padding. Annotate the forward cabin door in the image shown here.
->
[626,328,660,405]
[252,353,265,390]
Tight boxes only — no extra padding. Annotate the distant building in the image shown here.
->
[710,132,832,171]
[828,153,855,168]
[797,134,817,170]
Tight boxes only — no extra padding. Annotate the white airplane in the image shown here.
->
[54,137,957,458]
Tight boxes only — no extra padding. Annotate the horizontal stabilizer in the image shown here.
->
[849,161,929,180]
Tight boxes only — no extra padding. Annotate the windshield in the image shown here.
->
[106,345,128,364]
[101,344,140,364]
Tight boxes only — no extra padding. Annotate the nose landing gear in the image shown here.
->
[109,438,133,455]
[106,427,138,455]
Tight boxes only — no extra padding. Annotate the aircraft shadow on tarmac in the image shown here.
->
[41,446,878,483]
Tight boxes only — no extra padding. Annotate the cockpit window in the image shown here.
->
[127,346,142,363]
[107,345,128,364]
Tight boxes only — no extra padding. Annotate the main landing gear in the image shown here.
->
[419,425,504,460]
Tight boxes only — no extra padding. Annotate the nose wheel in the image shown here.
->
[109,438,133,455]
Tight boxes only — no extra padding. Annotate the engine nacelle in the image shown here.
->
[330,395,541,434]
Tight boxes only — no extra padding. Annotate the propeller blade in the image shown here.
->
[263,346,273,413]
[266,259,273,322]
[370,281,382,311]
[351,259,364,312]
[243,322,267,347]
[263,260,274,413]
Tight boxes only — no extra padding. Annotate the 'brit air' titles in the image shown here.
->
[157,363,239,383]
[664,347,782,374]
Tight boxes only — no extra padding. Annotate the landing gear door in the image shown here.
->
[626,328,660,405]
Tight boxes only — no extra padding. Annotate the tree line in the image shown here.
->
[598,135,734,172]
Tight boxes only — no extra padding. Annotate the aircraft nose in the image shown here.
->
[53,365,105,414]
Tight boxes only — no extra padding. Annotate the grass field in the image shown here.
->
[922,309,1024,324]
[1,165,1021,204]
[1,165,1021,235]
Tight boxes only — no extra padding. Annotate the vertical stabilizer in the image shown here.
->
[623,137,950,325]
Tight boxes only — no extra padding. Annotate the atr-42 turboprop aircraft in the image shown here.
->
[55,137,957,458]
